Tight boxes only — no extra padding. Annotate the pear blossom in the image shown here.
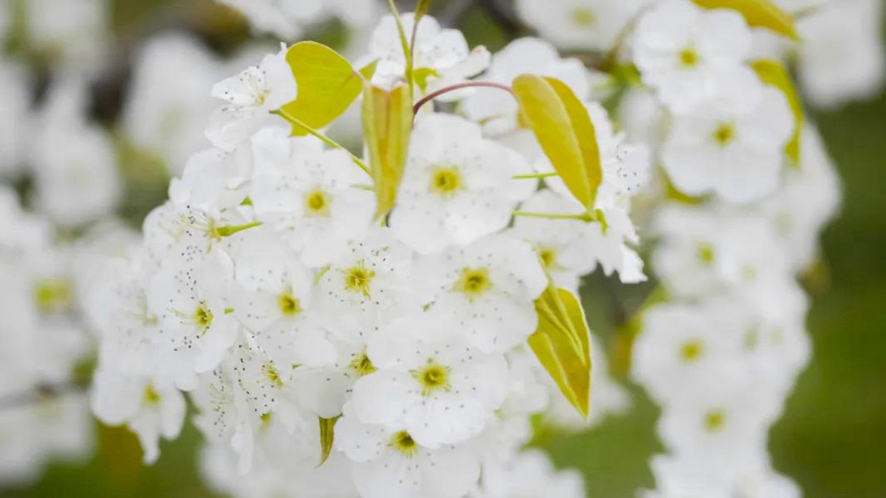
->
[470,449,586,498]
[390,114,534,254]
[91,368,186,464]
[336,403,481,498]
[30,78,122,228]
[632,0,759,113]
[351,313,509,447]
[416,234,548,353]
[249,127,374,267]
[795,0,885,108]
[147,249,239,384]
[515,0,651,52]
[315,228,417,340]
[661,84,794,203]
[369,13,490,96]
[207,45,296,151]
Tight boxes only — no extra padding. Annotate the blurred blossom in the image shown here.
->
[216,0,382,40]
[29,77,121,228]
[21,0,110,71]
[123,35,225,175]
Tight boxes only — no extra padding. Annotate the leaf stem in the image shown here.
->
[512,172,558,180]
[413,81,514,115]
[513,211,594,222]
[274,109,371,175]
[386,0,414,96]
[215,221,262,238]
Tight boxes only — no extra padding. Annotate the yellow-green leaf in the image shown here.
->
[362,83,412,219]
[691,0,798,40]
[529,285,592,418]
[415,0,433,21]
[752,59,803,165]
[513,75,602,211]
[318,415,341,467]
[282,42,374,136]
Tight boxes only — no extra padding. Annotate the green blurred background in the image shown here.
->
[3,1,885,496]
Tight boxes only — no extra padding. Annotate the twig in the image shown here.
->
[413,81,513,115]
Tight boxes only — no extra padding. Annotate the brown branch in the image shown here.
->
[413,81,513,115]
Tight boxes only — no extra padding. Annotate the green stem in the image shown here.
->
[386,0,414,96]
[215,221,262,238]
[513,211,594,222]
[512,172,558,180]
[274,109,371,175]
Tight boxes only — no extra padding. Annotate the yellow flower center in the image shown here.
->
[278,292,302,317]
[713,122,736,146]
[343,263,376,297]
[349,352,377,377]
[679,47,700,67]
[454,267,492,300]
[696,242,715,265]
[195,303,213,332]
[34,279,73,314]
[704,409,726,432]
[412,361,452,396]
[680,340,704,363]
[263,364,284,388]
[142,385,161,405]
[571,8,596,27]
[305,189,330,216]
[430,167,462,197]
[539,248,557,269]
[390,430,418,458]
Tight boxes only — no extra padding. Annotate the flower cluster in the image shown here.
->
[608,1,845,495]
[0,187,96,484]
[89,10,650,498]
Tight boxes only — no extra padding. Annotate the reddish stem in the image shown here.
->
[412,81,514,115]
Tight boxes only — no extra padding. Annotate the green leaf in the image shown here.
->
[362,83,413,219]
[691,0,798,40]
[281,42,375,137]
[513,75,603,211]
[752,59,803,165]
[318,415,342,467]
[415,0,433,21]
[529,285,592,418]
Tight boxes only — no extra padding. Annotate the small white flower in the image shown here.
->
[207,45,296,151]
[30,78,122,228]
[509,190,597,292]
[315,227,418,340]
[796,0,885,108]
[227,227,336,369]
[91,368,186,464]
[661,84,794,203]
[351,313,509,447]
[515,0,651,52]
[249,127,374,267]
[147,249,239,384]
[632,299,749,405]
[416,234,547,353]
[471,449,586,498]
[390,114,534,254]
[370,13,490,95]
[336,403,482,498]
[632,0,758,113]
